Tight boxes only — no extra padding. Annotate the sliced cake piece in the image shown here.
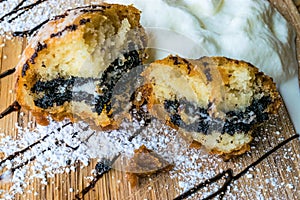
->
[138,55,281,158]
[15,4,147,128]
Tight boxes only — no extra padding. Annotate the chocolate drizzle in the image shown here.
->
[0,122,73,181]
[174,133,300,200]
[0,137,79,181]
[75,106,152,199]
[0,122,72,167]
[0,101,21,119]
[0,0,47,24]
[0,67,16,79]
[0,148,48,180]
[0,124,95,183]
[0,1,111,37]
[12,19,49,37]
[75,156,119,200]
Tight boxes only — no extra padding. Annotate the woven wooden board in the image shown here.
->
[0,0,300,199]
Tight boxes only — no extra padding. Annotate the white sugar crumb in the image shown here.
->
[275,131,281,135]
[0,171,12,183]
[246,173,253,179]
[286,166,292,172]
[286,183,294,189]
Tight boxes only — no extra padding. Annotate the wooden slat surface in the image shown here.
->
[0,0,300,199]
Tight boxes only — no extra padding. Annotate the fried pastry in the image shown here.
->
[138,55,281,157]
[15,4,147,127]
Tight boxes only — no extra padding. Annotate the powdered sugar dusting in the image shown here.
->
[0,114,205,199]
[0,120,90,198]
[0,0,91,35]
[0,109,228,199]
[0,0,299,199]
[0,113,297,199]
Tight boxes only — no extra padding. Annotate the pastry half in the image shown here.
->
[15,4,147,127]
[139,55,281,157]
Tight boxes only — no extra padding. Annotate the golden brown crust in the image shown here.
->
[198,56,281,113]
[15,3,147,127]
[144,55,281,112]
[190,139,250,161]
[139,55,281,158]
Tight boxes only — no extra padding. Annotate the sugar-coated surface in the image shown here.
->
[0,0,86,35]
[0,114,298,199]
[0,0,299,199]
[1,0,299,132]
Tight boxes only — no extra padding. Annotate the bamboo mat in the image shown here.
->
[0,0,300,199]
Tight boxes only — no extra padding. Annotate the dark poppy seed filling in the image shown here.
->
[31,50,141,114]
[94,49,141,114]
[31,76,97,108]
[164,96,271,135]
[106,62,146,118]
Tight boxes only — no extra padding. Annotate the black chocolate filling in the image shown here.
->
[164,96,271,135]
[31,76,95,108]
[31,50,141,115]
